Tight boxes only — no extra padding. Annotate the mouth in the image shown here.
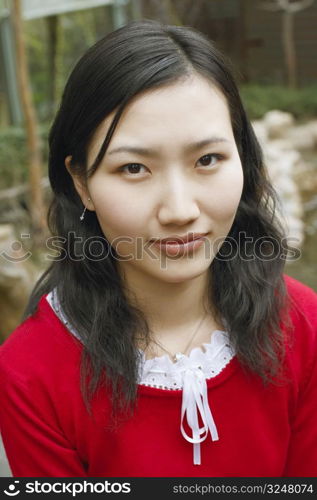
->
[150,233,209,255]
[151,233,208,244]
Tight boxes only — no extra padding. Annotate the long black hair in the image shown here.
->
[25,19,291,415]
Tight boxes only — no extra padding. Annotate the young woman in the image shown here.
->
[0,20,316,478]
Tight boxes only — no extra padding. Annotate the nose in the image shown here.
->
[157,174,200,226]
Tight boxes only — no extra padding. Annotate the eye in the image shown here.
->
[196,154,223,168]
[119,163,148,175]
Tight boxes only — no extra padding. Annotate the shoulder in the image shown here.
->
[284,273,317,304]
[0,296,89,453]
[0,294,82,385]
[283,274,317,331]
[282,274,317,386]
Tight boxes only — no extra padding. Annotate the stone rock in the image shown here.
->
[251,129,304,248]
[287,122,317,152]
[263,110,295,139]
[252,120,268,148]
[0,224,38,340]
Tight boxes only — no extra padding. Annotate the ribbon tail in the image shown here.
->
[193,442,201,465]
[181,368,220,465]
[202,384,219,442]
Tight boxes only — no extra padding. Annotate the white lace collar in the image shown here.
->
[138,330,234,389]
[46,289,236,465]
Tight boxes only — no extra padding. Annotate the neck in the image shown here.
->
[120,267,221,350]
[126,270,208,321]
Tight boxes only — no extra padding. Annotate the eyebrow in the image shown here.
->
[106,137,230,157]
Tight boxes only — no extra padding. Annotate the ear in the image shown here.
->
[65,155,95,212]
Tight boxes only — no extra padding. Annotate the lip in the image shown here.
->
[151,233,208,244]
[150,233,209,256]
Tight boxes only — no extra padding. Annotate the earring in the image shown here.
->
[79,198,91,221]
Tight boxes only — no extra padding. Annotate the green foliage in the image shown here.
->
[25,6,114,122]
[0,125,49,190]
[240,84,317,120]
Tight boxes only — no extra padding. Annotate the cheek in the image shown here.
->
[89,183,148,237]
[206,166,243,221]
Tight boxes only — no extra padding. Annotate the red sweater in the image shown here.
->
[0,275,316,478]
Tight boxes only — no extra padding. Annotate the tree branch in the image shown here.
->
[258,0,281,11]
[259,0,315,12]
[290,0,315,13]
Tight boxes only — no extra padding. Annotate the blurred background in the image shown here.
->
[0,0,316,477]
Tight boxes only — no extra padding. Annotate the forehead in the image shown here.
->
[89,75,234,157]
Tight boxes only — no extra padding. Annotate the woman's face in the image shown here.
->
[71,74,244,284]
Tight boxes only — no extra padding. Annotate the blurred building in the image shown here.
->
[182,0,317,86]
[1,0,317,127]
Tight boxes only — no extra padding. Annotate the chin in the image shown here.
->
[154,261,212,284]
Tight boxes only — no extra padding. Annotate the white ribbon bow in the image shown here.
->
[180,366,219,465]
